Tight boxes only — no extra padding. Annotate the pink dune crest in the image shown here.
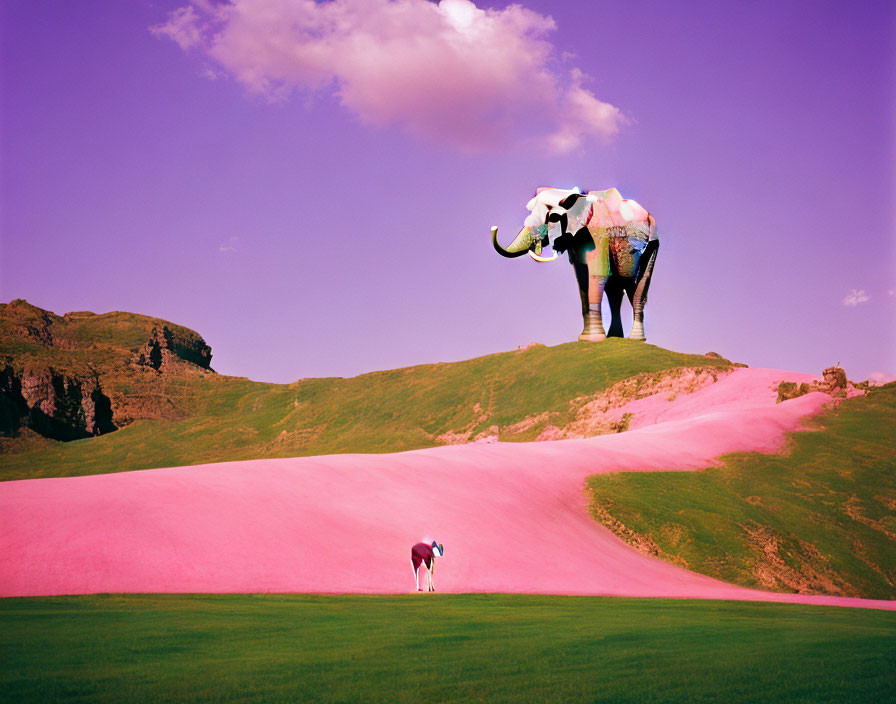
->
[1,368,892,610]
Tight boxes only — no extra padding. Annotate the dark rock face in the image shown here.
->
[1,364,116,440]
[135,326,213,372]
[0,366,29,436]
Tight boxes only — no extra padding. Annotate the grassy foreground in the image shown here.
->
[2,339,730,480]
[588,383,896,600]
[2,594,893,703]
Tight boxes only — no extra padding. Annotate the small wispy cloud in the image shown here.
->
[219,236,239,253]
[842,289,870,306]
[150,0,626,154]
[153,5,204,50]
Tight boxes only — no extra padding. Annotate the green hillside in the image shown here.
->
[1,336,731,480]
[588,383,896,599]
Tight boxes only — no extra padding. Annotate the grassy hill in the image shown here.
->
[1,299,214,444]
[0,300,210,367]
[1,330,732,480]
[588,383,896,599]
[3,301,893,602]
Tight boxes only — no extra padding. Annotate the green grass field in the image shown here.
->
[2,594,893,703]
[2,339,731,480]
[588,383,896,600]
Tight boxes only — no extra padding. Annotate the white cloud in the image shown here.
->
[544,68,624,154]
[842,288,870,306]
[150,5,205,50]
[219,236,239,253]
[150,0,626,153]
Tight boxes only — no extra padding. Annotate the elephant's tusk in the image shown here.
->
[528,249,559,262]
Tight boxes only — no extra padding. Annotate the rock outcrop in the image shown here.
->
[0,299,215,445]
[775,366,859,403]
[134,326,212,372]
[1,364,115,440]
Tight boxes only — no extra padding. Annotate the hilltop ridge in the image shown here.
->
[1,299,213,444]
[0,300,738,478]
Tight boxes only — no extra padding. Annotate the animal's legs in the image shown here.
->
[581,273,608,342]
[579,230,610,342]
[573,259,604,342]
[604,278,625,338]
[412,559,420,592]
[629,241,658,341]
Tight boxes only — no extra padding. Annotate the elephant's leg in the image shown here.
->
[572,260,605,342]
[629,241,659,341]
[576,229,610,342]
[581,273,609,341]
[605,278,625,338]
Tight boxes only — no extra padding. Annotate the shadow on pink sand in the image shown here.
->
[1,368,893,610]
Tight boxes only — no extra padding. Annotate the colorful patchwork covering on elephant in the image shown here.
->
[605,223,651,249]
[584,223,649,278]
[586,229,611,278]
[607,227,644,277]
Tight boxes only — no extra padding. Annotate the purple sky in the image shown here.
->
[2,0,894,384]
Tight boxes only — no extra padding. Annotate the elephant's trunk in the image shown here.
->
[491,226,532,258]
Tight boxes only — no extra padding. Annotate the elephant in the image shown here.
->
[491,187,659,342]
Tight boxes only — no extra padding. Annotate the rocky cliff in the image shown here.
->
[0,299,214,445]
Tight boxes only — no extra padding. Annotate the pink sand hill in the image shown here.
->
[1,368,893,610]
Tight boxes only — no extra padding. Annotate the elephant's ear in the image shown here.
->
[558,192,582,210]
[564,196,593,234]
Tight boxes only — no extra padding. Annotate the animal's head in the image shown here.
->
[431,541,444,558]
[491,186,582,262]
[491,187,655,262]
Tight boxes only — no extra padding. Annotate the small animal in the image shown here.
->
[411,540,444,592]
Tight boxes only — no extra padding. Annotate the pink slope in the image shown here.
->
[1,368,893,610]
